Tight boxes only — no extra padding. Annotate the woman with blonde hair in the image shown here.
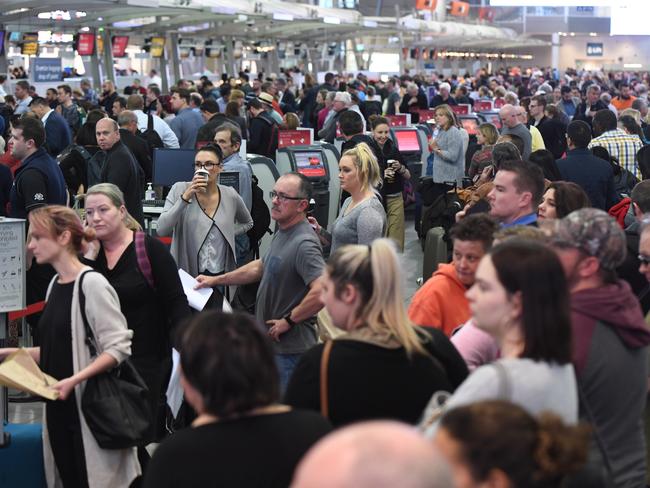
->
[468,122,499,180]
[83,183,191,457]
[285,238,468,427]
[429,104,465,197]
[308,142,386,254]
[0,205,138,487]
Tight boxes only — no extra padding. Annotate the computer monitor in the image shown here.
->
[152,148,195,187]
[393,129,421,153]
[481,112,502,130]
[292,149,327,179]
[460,117,479,136]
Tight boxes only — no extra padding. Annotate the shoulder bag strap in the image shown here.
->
[134,230,155,289]
[78,269,99,358]
[320,341,334,419]
[577,379,615,478]
[492,361,512,401]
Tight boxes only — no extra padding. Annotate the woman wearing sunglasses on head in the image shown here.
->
[157,144,253,284]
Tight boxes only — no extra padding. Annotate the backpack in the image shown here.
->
[420,185,463,252]
[58,144,92,200]
[247,175,271,257]
[139,114,164,157]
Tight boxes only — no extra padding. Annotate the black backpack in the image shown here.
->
[247,175,271,257]
[138,114,164,157]
[420,185,463,251]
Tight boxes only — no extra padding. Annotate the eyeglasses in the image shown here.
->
[269,190,306,202]
[194,162,222,170]
[639,254,650,266]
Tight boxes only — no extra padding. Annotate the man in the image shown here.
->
[261,81,284,118]
[126,94,179,149]
[573,84,607,128]
[632,98,650,140]
[499,104,532,159]
[169,87,204,149]
[601,92,618,117]
[79,78,98,105]
[409,214,497,336]
[197,173,324,388]
[91,118,144,226]
[589,109,643,179]
[29,97,71,158]
[559,84,578,118]
[429,82,457,108]
[45,88,58,109]
[146,69,162,88]
[399,83,428,123]
[14,80,32,115]
[213,122,252,211]
[551,208,650,488]
[124,78,147,96]
[117,110,153,183]
[528,94,567,159]
[556,120,618,211]
[112,96,127,118]
[318,92,350,143]
[189,92,203,113]
[247,98,278,158]
[339,111,382,159]
[258,92,283,125]
[196,99,228,144]
[515,105,544,153]
[275,77,297,114]
[55,84,83,135]
[214,122,254,263]
[145,85,161,115]
[291,421,453,488]
[383,78,401,116]
[487,159,544,227]
[612,82,636,112]
[618,180,650,314]
[99,80,119,117]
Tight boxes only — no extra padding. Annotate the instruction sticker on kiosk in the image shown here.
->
[278,129,312,148]
[294,151,327,178]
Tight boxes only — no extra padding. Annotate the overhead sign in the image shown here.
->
[20,32,38,56]
[586,43,603,56]
[76,32,94,56]
[112,35,129,58]
[150,37,165,58]
[32,57,62,82]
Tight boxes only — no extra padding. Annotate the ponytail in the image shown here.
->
[342,142,381,192]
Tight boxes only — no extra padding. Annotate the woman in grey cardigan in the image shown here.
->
[0,205,138,488]
[157,144,253,279]
[429,104,466,187]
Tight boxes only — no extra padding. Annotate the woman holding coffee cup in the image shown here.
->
[157,144,253,285]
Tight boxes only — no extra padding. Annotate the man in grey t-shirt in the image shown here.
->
[499,104,532,159]
[197,172,325,388]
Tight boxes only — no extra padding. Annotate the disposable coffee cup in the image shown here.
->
[194,168,209,180]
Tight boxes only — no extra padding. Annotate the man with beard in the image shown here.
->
[612,82,637,112]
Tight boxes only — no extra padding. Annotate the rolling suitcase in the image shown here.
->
[422,227,449,283]
[0,422,45,488]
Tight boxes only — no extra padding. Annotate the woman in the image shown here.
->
[285,239,469,427]
[143,310,332,488]
[0,205,138,487]
[224,100,247,139]
[429,104,465,195]
[317,91,335,133]
[157,144,253,279]
[423,240,578,435]
[538,181,591,221]
[369,115,411,251]
[282,112,300,130]
[308,142,386,254]
[529,149,562,182]
[468,123,498,180]
[434,400,589,488]
[83,183,191,447]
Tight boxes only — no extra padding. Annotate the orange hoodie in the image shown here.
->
[408,263,471,337]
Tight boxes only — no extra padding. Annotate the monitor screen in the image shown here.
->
[152,148,195,187]
[387,114,409,127]
[76,33,94,56]
[474,100,493,112]
[461,118,479,135]
[150,36,165,57]
[483,113,502,129]
[112,36,129,58]
[394,130,421,153]
[293,150,327,178]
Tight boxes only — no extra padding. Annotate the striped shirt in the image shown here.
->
[588,129,643,179]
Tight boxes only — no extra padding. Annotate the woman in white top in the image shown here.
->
[309,142,386,254]
[423,240,578,435]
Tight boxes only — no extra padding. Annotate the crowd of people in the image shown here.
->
[0,64,649,487]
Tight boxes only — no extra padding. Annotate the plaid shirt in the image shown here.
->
[588,129,643,178]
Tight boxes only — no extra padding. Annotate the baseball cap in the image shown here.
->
[550,208,626,270]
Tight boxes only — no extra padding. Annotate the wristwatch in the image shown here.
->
[284,313,297,327]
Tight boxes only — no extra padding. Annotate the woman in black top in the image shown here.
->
[369,115,411,251]
[84,183,191,447]
[143,311,332,488]
[285,239,468,427]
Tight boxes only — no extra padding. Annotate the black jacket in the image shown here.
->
[248,112,278,158]
[119,129,153,182]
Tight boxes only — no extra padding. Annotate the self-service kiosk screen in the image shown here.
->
[395,130,421,152]
[483,113,502,129]
[461,118,479,135]
[294,151,327,178]
[152,148,195,186]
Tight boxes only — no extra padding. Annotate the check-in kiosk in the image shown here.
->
[474,100,494,113]
[390,127,423,180]
[386,114,411,127]
[312,141,341,225]
[477,111,502,130]
[275,147,332,228]
[247,154,281,258]
[459,115,481,138]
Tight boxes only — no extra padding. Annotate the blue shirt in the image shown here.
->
[222,153,253,210]
[501,212,537,228]
[169,108,204,149]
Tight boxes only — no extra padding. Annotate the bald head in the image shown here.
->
[499,104,520,129]
[291,421,452,488]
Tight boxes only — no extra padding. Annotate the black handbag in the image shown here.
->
[77,270,151,449]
